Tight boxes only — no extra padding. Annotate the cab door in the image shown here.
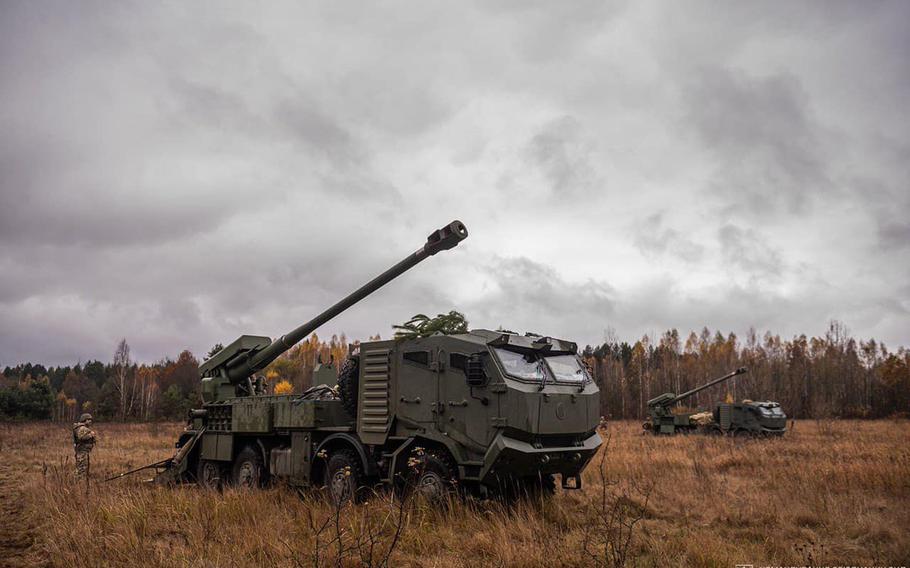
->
[437,349,495,453]
[395,346,440,429]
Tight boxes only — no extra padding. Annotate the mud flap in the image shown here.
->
[155,428,205,484]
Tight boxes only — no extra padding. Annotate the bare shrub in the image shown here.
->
[582,432,654,568]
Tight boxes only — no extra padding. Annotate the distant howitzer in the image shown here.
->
[645,367,747,435]
[644,367,787,436]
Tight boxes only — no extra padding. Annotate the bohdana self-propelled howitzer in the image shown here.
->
[644,367,787,436]
[141,220,600,502]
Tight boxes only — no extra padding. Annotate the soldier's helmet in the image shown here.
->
[79,413,93,423]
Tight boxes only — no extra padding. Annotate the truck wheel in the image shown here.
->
[413,452,457,505]
[232,446,264,489]
[521,474,556,498]
[197,459,224,490]
[337,356,360,418]
[326,448,364,505]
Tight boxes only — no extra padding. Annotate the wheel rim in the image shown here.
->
[237,461,257,488]
[330,470,353,504]
[200,462,219,487]
[417,471,447,501]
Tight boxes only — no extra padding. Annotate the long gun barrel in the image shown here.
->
[648,367,747,407]
[221,220,469,384]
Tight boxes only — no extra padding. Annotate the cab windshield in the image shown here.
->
[493,348,545,381]
[492,348,588,384]
[544,354,587,383]
[759,406,785,417]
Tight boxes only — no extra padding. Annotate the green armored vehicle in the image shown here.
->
[157,220,602,501]
[643,367,787,436]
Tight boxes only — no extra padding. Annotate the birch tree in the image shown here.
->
[113,338,131,421]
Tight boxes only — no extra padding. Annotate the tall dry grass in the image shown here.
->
[0,420,907,567]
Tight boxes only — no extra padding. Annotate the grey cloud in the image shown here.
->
[878,221,910,250]
[718,225,784,282]
[524,116,599,196]
[684,67,830,216]
[1,2,908,365]
[0,135,260,248]
[170,76,370,170]
[634,213,704,262]
[613,278,846,348]
[465,256,614,340]
[480,0,624,63]
[277,100,365,167]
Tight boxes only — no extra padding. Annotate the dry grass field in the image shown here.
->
[0,420,908,568]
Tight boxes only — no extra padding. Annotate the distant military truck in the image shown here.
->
[153,220,602,502]
[644,368,787,436]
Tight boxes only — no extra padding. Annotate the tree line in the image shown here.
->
[583,321,910,420]
[2,321,908,422]
[1,339,201,422]
[0,333,354,422]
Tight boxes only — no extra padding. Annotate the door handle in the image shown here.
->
[400,396,421,404]
[447,399,468,407]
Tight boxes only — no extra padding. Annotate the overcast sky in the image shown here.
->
[1,1,908,366]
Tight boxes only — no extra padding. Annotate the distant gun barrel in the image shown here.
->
[222,220,469,383]
[647,367,747,408]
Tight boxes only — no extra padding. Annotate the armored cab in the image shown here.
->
[342,330,601,493]
[714,401,787,436]
[155,220,601,502]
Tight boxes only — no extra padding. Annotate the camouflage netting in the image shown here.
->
[690,411,714,426]
[298,384,339,401]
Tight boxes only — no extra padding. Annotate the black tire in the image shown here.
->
[520,474,556,499]
[232,446,264,489]
[490,473,552,502]
[337,356,360,419]
[197,459,224,490]
[412,451,458,505]
[326,448,365,505]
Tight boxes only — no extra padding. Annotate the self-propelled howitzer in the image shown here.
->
[645,368,747,435]
[643,367,787,436]
[151,219,602,502]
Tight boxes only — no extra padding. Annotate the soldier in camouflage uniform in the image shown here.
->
[73,413,96,479]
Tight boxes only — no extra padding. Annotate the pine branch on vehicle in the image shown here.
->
[392,311,468,340]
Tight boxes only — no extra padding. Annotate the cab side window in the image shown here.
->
[403,351,429,367]
[449,353,468,374]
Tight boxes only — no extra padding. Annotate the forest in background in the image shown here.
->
[585,321,909,420]
[1,321,908,421]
